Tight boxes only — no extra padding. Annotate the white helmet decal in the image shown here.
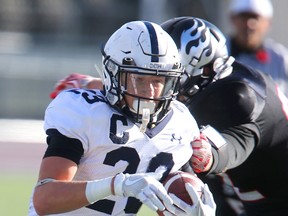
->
[162,17,229,76]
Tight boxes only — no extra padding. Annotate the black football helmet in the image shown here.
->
[161,17,234,98]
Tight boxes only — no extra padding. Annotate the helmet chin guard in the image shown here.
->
[132,100,156,115]
[139,108,150,133]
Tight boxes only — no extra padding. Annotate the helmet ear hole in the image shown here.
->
[202,63,214,77]
[172,62,181,69]
[122,57,136,66]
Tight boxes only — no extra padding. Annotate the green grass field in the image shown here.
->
[0,175,37,216]
[137,205,158,216]
[0,174,157,216]
[0,120,158,216]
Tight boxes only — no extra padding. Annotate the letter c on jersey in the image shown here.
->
[110,114,129,144]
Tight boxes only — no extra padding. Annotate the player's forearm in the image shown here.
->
[33,177,113,215]
[33,181,89,215]
[209,125,257,174]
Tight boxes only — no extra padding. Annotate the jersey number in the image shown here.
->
[87,114,174,214]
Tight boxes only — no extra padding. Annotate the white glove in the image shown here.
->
[190,134,213,173]
[162,183,216,216]
[113,172,174,212]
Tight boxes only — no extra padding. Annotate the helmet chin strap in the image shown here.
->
[132,100,156,132]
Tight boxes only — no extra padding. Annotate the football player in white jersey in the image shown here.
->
[28,21,215,216]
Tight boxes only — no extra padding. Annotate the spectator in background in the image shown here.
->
[227,0,288,96]
[202,1,288,214]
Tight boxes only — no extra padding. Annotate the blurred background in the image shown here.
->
[0,0,287,119]
[0,0,287,215]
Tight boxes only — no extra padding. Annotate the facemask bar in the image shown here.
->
[102,50,183,129]
[179,56,235,105]
[120,69,181,120]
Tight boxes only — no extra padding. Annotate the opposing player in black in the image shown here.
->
[161,17,288,216]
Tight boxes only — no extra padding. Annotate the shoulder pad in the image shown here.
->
[188,73,265,129]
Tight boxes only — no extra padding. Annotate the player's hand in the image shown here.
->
[190,134,213,173]
[50,73,96,99]
[113,172,174,212]
[162,183,216,216]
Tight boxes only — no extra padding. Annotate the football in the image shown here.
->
[157,171,204,216]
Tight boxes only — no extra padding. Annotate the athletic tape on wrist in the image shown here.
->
[111,175,116,195]
[113,173,126,196]
[85,177,113,204]
[200,125,226,149]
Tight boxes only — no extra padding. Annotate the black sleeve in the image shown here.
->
[208,123,260,174]
[44,129,84,165]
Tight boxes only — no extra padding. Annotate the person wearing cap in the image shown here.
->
[227,0,288,97]
[203,1,288,215]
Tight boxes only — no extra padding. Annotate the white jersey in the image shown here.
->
[28,89,199,216]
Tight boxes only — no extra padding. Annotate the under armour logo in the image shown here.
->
[171,133,182,143]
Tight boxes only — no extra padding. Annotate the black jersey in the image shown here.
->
[186,61,288,216]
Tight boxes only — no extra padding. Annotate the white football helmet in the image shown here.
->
[101,21,183,127]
